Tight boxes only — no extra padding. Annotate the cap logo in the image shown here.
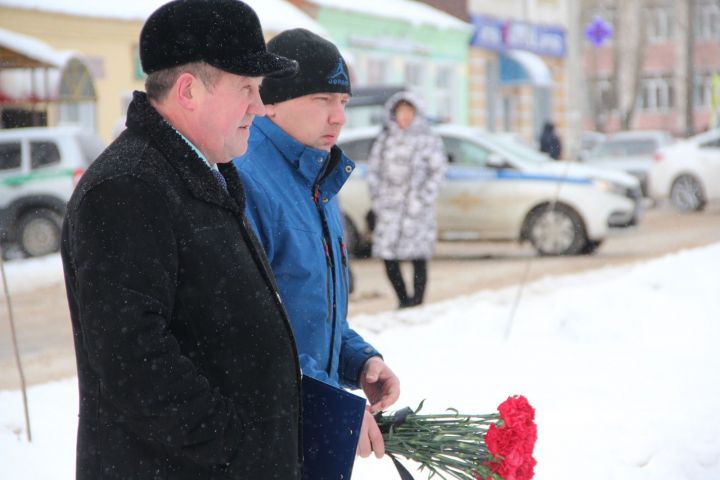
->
[327,59,349,86]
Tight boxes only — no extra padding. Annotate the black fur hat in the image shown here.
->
[140,0,298,78]
[260,28,351,104]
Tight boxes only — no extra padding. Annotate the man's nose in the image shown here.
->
[329,101,346,126]
[248,91,267,117]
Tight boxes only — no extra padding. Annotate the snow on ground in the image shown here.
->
[2,243,720,479]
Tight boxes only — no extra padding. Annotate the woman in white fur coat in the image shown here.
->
[367,91,447,308]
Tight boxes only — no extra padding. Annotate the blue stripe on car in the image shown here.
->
[350,163,592,185]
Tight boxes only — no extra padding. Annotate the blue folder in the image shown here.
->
[302,375,366,480]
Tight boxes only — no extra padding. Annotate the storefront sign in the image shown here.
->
[470,15,566,58]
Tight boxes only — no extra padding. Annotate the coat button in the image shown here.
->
[322,197,329,204]
[317,157,324,163]
[345,165,353,173]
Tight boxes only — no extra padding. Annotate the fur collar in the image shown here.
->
[125,91,244,213]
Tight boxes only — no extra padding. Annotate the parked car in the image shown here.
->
[0,126,104,257]
[648,128,720,211]
[578,131,606,161]
[338,124,643,256]
[583,130,674,196]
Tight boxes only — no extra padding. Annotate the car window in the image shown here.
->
[0,142,22,171]
[341,138,374,163]
[442,137,492,167]
[31,141,61,169]
[491,137,549,165]
[593,139,657,157]
[699,137,720,149]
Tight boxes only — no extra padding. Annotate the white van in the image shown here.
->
[0,126,105,257]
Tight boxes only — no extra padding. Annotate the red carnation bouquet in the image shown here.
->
[375,395,537,480]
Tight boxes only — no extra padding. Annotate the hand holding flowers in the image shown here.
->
[374,395,537,480]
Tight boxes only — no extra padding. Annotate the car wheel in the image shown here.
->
[525,204,587,256]
[343,214,371,258]
[670,174,706,212]
[17,209,62,257]
[580,239,603,255]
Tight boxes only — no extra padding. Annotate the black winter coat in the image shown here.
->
[61,92,301,480]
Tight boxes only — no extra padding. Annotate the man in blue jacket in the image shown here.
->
[234,29,400,458]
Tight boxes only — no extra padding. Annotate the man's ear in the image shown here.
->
[264,103,277,118]
[174,73,199,111]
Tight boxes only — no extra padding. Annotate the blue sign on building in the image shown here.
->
[585,16,613,47]
[470,15,566,58]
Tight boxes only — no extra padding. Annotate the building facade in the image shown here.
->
[289,0,473,127]
[467,0,571,151]
[583,0,720,137]
[0,0,329,142]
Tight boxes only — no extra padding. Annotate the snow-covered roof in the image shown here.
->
[0,27,74,68]
[308,0,472,31]
[0,0,330,37]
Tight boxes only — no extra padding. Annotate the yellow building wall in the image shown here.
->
[0,8,145,143]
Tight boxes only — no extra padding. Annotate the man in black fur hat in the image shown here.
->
[61,1,302,478]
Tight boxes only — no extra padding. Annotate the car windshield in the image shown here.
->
[486,135,553,167]
[591,138,658,158]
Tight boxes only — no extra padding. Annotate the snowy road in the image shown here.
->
[1,203,719,390]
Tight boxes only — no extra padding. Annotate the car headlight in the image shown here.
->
[593,179,626,196]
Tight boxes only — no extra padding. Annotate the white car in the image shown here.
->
[0,126,104,256]
[583,130,674,196]
[648,128,720,211]
[339,124,643,256]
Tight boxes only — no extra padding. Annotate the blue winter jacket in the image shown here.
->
[234,117,380,388]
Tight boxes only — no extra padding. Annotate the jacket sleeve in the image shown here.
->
[338,325,381,389]
[66,176,244,470]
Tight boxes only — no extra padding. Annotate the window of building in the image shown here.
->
[366,57,389,85]
[589,77,614,112]
[639,76,674,111]
[694,73,713,108]
[695,1,720,41]
[404,62,425,93]
[435,65,455,122]
[646,5,673,43]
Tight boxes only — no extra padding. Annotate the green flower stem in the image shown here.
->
[376,410,504,480]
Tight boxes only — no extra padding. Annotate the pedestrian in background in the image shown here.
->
[539,120,562,160]
[60,1,303,478]
[234,28,400,459]
[367,91,447,308]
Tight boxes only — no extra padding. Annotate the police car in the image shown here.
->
[338,124,642,256]
[0,126,104,257]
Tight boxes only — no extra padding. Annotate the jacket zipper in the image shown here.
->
[313,184,338,377]
[338,236,349,320]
